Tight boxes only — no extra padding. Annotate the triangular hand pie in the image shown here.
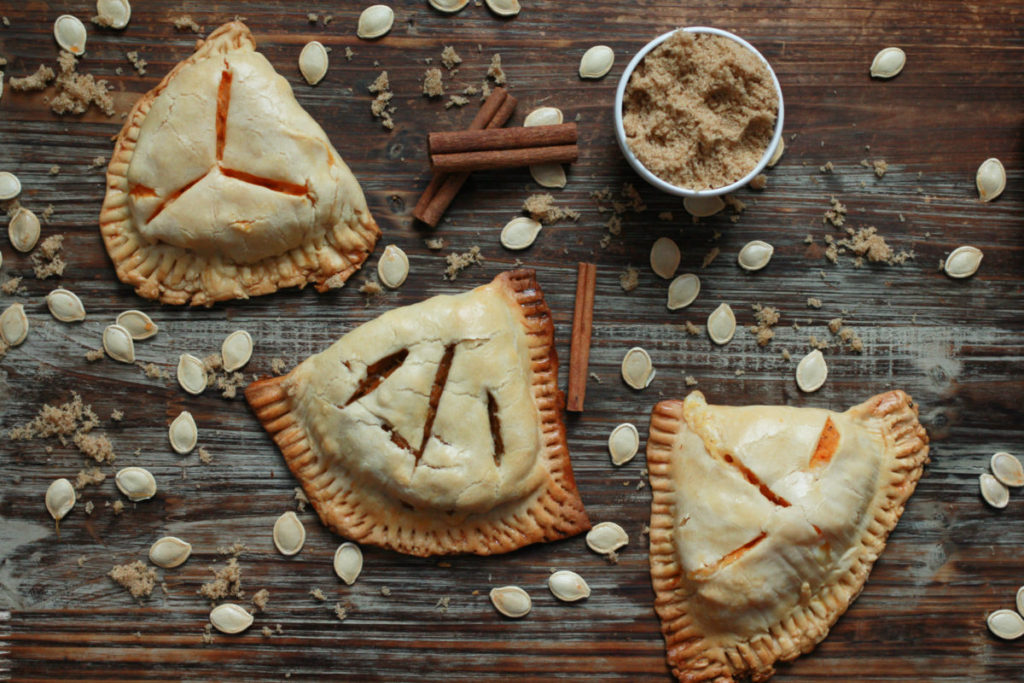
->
[100,21,380,306]
[245,270,590,557]
[646,391,929,682]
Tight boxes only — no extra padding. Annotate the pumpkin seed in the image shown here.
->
[96,0,131,29]
[54,15,88,55]
[177,353,207,395]
[869,47,905,79]
[980,472,1009,509]
[548,570,591,602]
[210,603,254,634]
[333,542,363,585]
[46,288,86,323]
[796,349,828,392]
[0,303,29,346]
[169,410,198,454]
[991,452,1024,488]
[524,107,563,127]
[579,45,614,79]
[221,330,253,372]
[484,0,521,17]
[1016,586,1024,616]
[9,207,41,252]
[273,511,306,556]
[943,246,983,279]
[737,240,774,272]
[528,163,567,189]
[115,466,157,501]
[976,158,1006,202]
[608,423,639,466]
[767,138,784,168]
[707,303,736,345]
[500,217,542,250]
[377,244,409,288]
[489,585,531,618]
[299,41,329,86]
[650,237,680,279]
[666,273,700,310]
[116,310,158,339]
[987,609,1024,640]
[683,195,725,218]
[102,324,135,363]
[46,478,75,526]
[586,521,628,554]
[357,5,394,39]
[620,347,655,390]
[149,536,192,568]
[0,171,21,200]
[428,0,470,13]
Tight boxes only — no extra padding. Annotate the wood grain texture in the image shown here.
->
[0,1,1022,681]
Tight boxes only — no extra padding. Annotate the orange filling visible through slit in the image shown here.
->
[147,174,204,223]
[343,349,409,407]
[129,184,158,198]
[215,66,232,161]
[722,453,791,508]
[220,168,309,196]
[487,391,504,467]
[418,344,457,463]
[809,417,840,468]
[693,532,767,579]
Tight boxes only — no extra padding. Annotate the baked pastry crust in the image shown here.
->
[245,270,590,557]
[647,390,929,682]
[99,21,380,306]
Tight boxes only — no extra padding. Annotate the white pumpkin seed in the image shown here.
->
[0,171,21,200]
[943,246,983,279]
[524,107,563,127]
[210,603,254,635]
[683,195,725,218]
[96,0,131,29]
[0,303,29,346]
[987,609,1024,640]
[222,330,253,372]
[149,536,192,568]
[991,452,1024,488]
[102,324,135,363]
[46,288,86,323]
[649,237,680,279]
[9,207,41,252]
[707,303,736,345]
[299,41,329,86]
[586,521,628,554]
[1017,586,1024,617]
[168,411,198,454]
[333,542,363,585]
[273,511,306,556]
[528,163,567,188]
[377,244,409,288]
[579,45,614,79]
[666,273,700,311]
[737,241,774,272]
[767,137,784,168]
[115,466,157,501]
[976,158,1006,202]
[796,349,828,392]
[869,47,905,79]
[54,15,88,55]
[177,353,207,395]
[621,347,655,390]
[980,472,1009,509]
[357,5,394,39]
[484,0,521,17]
[489,585,531,618]
[428,0,470,13]
[608,423,639,466]
[548,570,591,602]
[116,310,158,339]
[46,478,75,525]
[500,217,543,250]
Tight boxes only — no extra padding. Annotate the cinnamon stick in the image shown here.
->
[430,145,578,173]
[428,123,577,155]
[567,262,597,413]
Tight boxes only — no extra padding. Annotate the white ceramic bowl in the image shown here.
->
[613,27,785,198]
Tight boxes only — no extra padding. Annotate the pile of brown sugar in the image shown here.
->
[622,31,778,190]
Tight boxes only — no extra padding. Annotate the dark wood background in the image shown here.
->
[1,1,1022,680]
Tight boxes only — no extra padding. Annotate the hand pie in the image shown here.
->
[245,270,590,557]
[647,391,929,682]
[99,21,380,306]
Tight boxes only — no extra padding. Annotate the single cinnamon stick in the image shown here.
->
[428,123,577,155]
[567,262,597,413]
[430,144,578,173]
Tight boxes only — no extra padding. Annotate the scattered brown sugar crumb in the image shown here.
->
[201,624,214,644]
[90,155,106,169]
[1,16,9,27]
[523,193,580,224]
[422,68,444,97]
[445,94,470,109]
[270,357,288,375]
[345,47,355,61]
[31,234,66,279]
[748,303,781,346]
[830,322,864,353]
[781,348,792,361]
[684,375,699,387]
[143,363,165,379]
[808,335,829,350]
[77,555,88,567]
[748,173,768,190]
[443,246,483,281]
[685,320,702,336]
[368,71,395,130]
[873,160,888,178]
[828,317,843,335]
[306,12,319,23]
[380,586,392,597]
[823,196,847,227]
[334,603,348,621]
[486,54,507,85]
[294,487,310,512]
[820,161,834,174]
[424,237,445,251]
[199,558,243,601]
[8,392,115,460]
[701,247,721,269]
[807,297,822,309]
[310,588,327,602]
[441,46,462,70]
[48,165,61,176]
[198,447,213,464]
[217,541,247,557]
[84,500,95,515]
[75,466,106,490]
[251,588,270,612]
[49,51,115,117]
[837,226,913,265]
[619,266,639,292]
[203,354,246,399]
[111,499,125,515]
[126,50,147,76]
[172,15,203,33]
[605,550,619,565]
[1,276,24,295]
[110,409,124,422]
[109,560,157,599]
[261,626,274,637]
[436,596,451,613]
[41,203,55,221]
[804,234,814,244]
[622,31,778,190]
[358,276,383,299]
[10,64,55,91]
[658,211,674,221]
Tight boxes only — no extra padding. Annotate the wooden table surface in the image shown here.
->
[1,1,1022,680]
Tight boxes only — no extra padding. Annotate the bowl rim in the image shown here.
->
[613,26,785,198]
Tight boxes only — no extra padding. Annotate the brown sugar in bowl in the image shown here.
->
[613,27,784,197]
